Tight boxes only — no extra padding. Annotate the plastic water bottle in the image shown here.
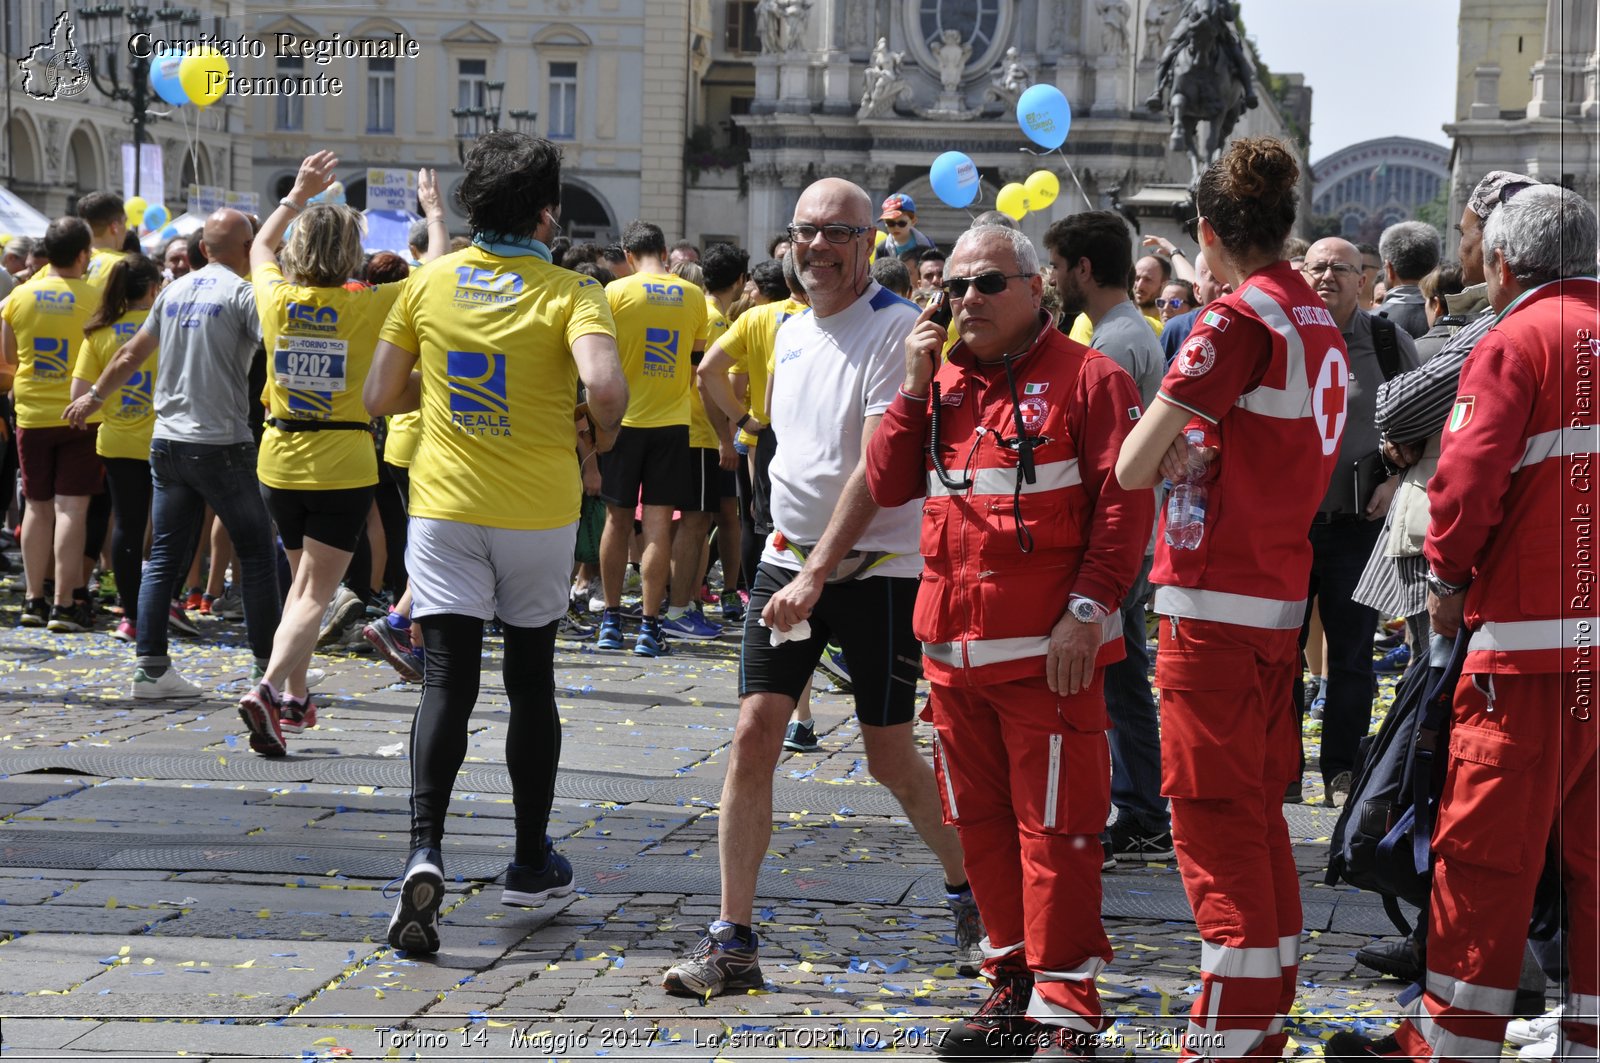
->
[1164,429,1208,551]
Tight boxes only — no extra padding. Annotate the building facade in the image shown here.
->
[1310,137,1451,244]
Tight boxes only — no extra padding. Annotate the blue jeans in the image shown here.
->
[1301,518,1384,782]
[1104,554,1169,833]
[136,439,281,668]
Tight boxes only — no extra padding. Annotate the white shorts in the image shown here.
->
[407,516,576,628]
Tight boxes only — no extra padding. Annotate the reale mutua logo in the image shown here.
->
[19,11,90,102]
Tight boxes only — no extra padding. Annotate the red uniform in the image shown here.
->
[1151,262,1347,1059]
[1396,278,1600,1061]
[868,318,1151,1031]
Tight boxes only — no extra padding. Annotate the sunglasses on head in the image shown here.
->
[941,271,1033,298]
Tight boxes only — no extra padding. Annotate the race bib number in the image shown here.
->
[274,337,348,392]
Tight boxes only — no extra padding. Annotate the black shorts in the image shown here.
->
[739,562,922,727]
[600,424,693,510]
[262,483,375,552]
[688,447,738,513]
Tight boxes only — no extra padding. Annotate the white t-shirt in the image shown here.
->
[763,282,922,578]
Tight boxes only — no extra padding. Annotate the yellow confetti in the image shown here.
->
[118,946,130,956]
[257,909,271,919]
[232,959,255,968]
[357,786,376,795]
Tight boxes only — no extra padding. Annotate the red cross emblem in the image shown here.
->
[1312,348,1349,455]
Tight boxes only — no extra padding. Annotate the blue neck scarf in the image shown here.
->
[472,232,552,262]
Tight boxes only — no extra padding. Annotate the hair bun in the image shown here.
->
[1222,136,1299,206]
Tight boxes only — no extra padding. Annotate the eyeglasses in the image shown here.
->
[941,271,1034,298]
[1157,297,1190,309]
[1303,262,1361,278]
[787,223,870,244]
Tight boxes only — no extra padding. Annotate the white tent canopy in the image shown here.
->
[0,186,50,239]
[139,211,203,252]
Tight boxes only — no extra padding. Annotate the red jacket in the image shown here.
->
[866,318,1153,685]
[1425,277,1600,675]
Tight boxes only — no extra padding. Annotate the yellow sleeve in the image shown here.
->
[1144,312,1164,337]
[719,311,752,372]
[377,267,421,355]
[564,276,616,347]
[1068,313,1093,345]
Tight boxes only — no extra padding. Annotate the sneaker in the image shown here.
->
[167,603,200,638]
[558,608,596,639]
[633,624,670,658]
[596,611,625,650]
[131,666,205,700]
[587,593,606,614]
[1508,1005,1565,1047]
[783,720,820,752]
[720,591,745,625]
[209,587,244,620]
[1108,819,1176,862]
[501,838,576,907]
[1519,1035,1560,1061]
[96,573,117,603]
[364,618,423,682]
[660,609,722,641]
[1033,1025,1096,1059]
[317,586,364,647]
[662,922,765,998]
[1284,778,1304,804]
[183,588,204,612]
[1373,629,1404,651]
[816,642,851,691]
[1354,935,1425,983]
[1326,770,1352,808]
[279,694,318,735]
[934,970,1037,1059]
[199,593,215,616]
[1376,644,1411,673]
[18,597,49,627]
[112,618,137,643]
[46,601,93,633]
[387,846,444,954]
[1323,1032,1402,1061]
[1309,694,1327,720]
[238,682,288,757]
[948,887,984,978]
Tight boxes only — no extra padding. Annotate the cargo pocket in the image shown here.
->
[1433,721,1540,872]
[1156,647,1262,800]
[1030,694,1110,836]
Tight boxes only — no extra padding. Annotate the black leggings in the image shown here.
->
[407,613,562,866]
[103,458,152,622]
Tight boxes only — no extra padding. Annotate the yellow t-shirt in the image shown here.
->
[1069,310,1164,344]
[75,310,153,459]
[253,263,396,490]
[719,297,803,446]
[384,410,421,468]
[689,294,731,450]
[606,271,709,429]
[84,249,128,293]
[2,274,98,428]
[378,247,616,531]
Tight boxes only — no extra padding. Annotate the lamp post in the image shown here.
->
[77,4,202,199]
[451,80,506,163]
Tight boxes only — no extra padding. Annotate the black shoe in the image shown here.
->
[1354,935,1424,983]
[1324,1031,1401,1060]
[1284,778,1304,804]
[46,600,93,633]
[19,597,49,627]
[387,846,444,954]
[935,971,1037,1061]
[1108,818,1175,862]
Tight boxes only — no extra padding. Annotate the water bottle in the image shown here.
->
[1164,429,1208,551]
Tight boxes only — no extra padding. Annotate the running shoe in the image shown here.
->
[948,886,984,977]
[364,617,423,682]
[386,846,444,954]
[47,601,94,633]
[501,838,576,907]
[719,591,745,625]
[633,624,670,658]
[660,609,722,641]
[1375,644,1411,673]
[131,666,204,700]
[782,720,820,752]
[816,642,851,691]
[168,603,200,638]
[317,586,364,647]
[183,587,204,612]
[558,608,596,639]
[112,618,137,643]
[662,922,764,998]
[209,587,244,620]
[596,611,625,650]
[239,682,288,757]
[19,597,49,628]
[279,694,318,735]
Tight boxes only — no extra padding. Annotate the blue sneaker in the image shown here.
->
[596,611,625,650]
[634,623,670,658]
[783,720,819,752]
[816,642,851,691]
[501,838,576,907]
[719,591,745,625]
[386,846,443,954]
[660,609,722,641]
[1376,644,1411,673]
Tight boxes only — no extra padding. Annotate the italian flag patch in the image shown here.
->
[1200,309,1229,332]
[1449,396,1474,431]
[1023,382,1049,395]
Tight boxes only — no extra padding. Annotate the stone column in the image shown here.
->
[753,55,781,112]
[777,58,812,112]
[640,4,689,237]
[1092,55,1124,116]
[821,50,854,113]
[1470,64,1501,119]
[864,162,895,202]
[746,162,788,251]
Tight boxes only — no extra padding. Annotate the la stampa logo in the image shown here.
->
[18,11,90,102]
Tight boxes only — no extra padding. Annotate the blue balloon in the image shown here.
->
[1017,84,1071,151]
[160,225,179,239]
[143,204,170,231]
[149,49,188,107]
[929,151,980,209]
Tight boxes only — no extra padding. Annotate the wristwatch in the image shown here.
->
[1068,596,1108,624]
[1426,570,1470,597]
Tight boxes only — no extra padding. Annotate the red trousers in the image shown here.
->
[929,673,1112,1031]
[1155,617,1302,1060]
[1394,670,1599,1061]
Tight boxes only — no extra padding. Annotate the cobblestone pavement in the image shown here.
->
[0,585,1441,1060]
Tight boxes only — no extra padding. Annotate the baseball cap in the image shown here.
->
[1467,170,1538,222]
[880,193,916,220]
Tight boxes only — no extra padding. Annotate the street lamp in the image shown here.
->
[508,110,539,133]
[451,80,505,163]
[77,3,203,199]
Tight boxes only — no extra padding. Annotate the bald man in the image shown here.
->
[664,178,977,997]
[66,208,282,703]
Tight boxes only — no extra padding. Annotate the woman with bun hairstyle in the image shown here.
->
[1116,137,1350,1059]
[72,254,165,643]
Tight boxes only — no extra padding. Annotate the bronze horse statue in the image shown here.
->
[1146,0,1258,186]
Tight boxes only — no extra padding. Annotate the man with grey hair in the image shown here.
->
[663,177,974,999]
[1377,220,1442,339]
[1328,183,1600,1063]
[867,223,1150,1055]
[406,218,429,265]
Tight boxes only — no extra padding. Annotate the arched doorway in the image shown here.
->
[6,115,43,188]
[66,127,102,198]
[559,182,615,242]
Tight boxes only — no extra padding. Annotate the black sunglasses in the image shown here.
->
[942,271,1033,298]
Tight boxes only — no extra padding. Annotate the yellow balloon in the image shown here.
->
[1025,170,1060,209]
[996,182,1030,221]
[179,47,230,108]
[125,196,148,224]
